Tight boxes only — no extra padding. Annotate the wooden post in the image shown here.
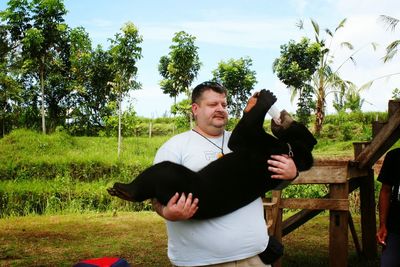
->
[359,168,377,259]
[329,182,349,267]
[388,99,400,117]
[148,122,152,138]
[353,142,370,159]
[273,204,283,267]
[372,121,387,138]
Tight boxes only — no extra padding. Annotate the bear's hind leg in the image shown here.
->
[107,183,137,202]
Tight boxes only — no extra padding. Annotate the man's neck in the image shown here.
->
[193,125,224,138]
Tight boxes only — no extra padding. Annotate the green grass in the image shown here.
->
[0,129,170,181]
[0,212,380,267]
[0,178,153,217]
[0,129,169,167]
[0,212,169,267]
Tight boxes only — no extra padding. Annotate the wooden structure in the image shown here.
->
[264,100,400,267]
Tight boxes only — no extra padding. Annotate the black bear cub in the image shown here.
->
[108,89,316,219]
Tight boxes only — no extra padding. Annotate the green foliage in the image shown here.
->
[392,88,400,100]
[273,37,321,89]
[295,84,315,125]
[212,57,257,118]
[0,1,147,136]
[315,111,386,142]
[158,31,201,100]
[282,184,328,199]
[171,98,191,118]
[273,37,321,124]
[334,84,366,113]
[0,178,153,217]
[173,115,191,130]
[379,15,399,63]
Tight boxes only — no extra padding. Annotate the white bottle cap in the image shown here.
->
[268,104,281,125]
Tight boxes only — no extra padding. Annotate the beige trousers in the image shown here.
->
[174,255,271,267]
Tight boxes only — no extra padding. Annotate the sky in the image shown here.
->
[2,0,400,118]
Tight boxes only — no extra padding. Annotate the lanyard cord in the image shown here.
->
[192,129,225,156]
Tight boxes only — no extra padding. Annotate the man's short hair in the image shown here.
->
[191,81,227,104]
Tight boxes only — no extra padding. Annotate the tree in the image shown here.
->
[273,37,321,124]
[158,31,201,105]
[379,15,399,63]
[278,18,375,134]
[109,21,143,158]
[392,88,400,100]
[22,0,68,134]
[333,83,366,113]
[349,15,400,101]
[212,57,257,118]
[306,18,378,134]
[0,0,33,132]
[0,17,23,136]
[67,45,116,136]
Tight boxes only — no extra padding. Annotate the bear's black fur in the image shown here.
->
[108,89,316,219]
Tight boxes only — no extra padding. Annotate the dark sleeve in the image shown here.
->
[377,148,400,186]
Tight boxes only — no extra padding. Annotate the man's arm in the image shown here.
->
[152,193,199,221]
[376,184,391,245]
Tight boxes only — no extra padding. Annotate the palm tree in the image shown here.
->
[298,18,376,134]
[379,15,399,62]
[297,19,352,134]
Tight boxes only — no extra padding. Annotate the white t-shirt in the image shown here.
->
[154,130,269,266]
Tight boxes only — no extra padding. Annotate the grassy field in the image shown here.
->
[0,126,389,266]
[0,212,380,267]
[0,212,168,267]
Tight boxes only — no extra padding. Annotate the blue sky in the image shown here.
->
[2,0,400,117]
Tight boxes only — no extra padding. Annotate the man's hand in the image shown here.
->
[376,225,387,246]
[153,193,199,221]
[268,154,298,180]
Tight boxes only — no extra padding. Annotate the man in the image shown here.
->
[376,148,400,267]
[152,81,298,267]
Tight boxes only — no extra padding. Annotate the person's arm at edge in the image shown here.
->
[376,183,391,246]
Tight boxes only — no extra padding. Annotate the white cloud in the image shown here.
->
[335,0,400,16]
[142,18,301,49]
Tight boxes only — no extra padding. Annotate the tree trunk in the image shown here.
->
[117,92,122,159]
[1,117,4,138]
[314,87,325,135]
[40,59,46,134]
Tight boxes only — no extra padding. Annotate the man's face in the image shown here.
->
[192,89,228,133]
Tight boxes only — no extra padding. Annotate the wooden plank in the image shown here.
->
[329,183,349,267]
[279,198,349,211]
[282,209,323,236]
[356,108,400,168]
[347,161,369,179]
[348,212,362,257]
[294,164,348,184]
[389,99,400,117]
[293,161,368,184]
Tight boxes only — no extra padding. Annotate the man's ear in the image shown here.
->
[192,103,198,117]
